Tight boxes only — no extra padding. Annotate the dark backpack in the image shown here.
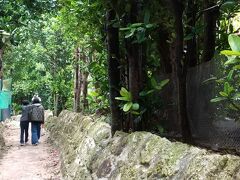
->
[28,105,44,122]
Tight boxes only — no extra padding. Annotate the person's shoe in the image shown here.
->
[32,143,38,146]
[20,143,25,146]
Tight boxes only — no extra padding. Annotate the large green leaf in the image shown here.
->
[228,34,240,52]
[221,50,240,56]
[123,102,133,112]
[115,96,129,101]
[210,97,227,103]
[221,1,236,11]
[120,87,130,98]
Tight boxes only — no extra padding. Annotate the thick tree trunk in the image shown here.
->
[157,27,172,73]
[186,0,198,67]
[171,0,192,143]
[107,9,122,134]
[202,0,219,62]
[127,0,146,131]
[73,47,81,112]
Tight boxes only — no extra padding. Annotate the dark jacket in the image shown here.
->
[20,105,31,122]
[29,103,45,123]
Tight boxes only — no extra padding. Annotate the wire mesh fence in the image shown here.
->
[155,59,240,151]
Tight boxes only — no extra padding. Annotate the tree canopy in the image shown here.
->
[1,0,240,145]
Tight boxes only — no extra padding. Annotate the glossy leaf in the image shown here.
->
[123,102,133,112]
[221,50,240,56]
[228,34,240,52]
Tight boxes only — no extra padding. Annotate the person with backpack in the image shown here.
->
[29,97,44,145]
[20,100,30,146]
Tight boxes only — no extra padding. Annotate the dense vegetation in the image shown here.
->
[1,0,240,142]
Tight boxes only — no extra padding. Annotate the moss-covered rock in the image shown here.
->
[46,110,240,180]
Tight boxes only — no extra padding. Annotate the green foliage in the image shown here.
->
[115,87,140,115]
[212,34,240,112]
[120,23,157,43]
[4,16,73,111]
[116,77,169,117]
[140,78,169,97]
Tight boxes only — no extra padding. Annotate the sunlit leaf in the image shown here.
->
[123,102,133,112]
[221,50,240,56]
[120,87,130,98]
[228,34,240,52]
[115,96,129,101]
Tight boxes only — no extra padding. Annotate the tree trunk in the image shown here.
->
[127,0,146,131]
[201,0,219,62]
[53,93,59,116]
[171,0,192,143]
[157,26,172,73]
[73,47,82,112]
[107,9,122,134]
[82,72,89,110]
[186,0,198,67]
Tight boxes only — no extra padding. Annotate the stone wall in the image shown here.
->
[46,110,240,180]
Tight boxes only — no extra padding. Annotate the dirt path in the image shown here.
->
[0,119,61,180]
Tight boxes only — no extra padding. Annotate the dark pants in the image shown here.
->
[31,122,41,144]
[20,121,29,143]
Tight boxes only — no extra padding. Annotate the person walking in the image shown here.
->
[30,97,44,145]
[20,100,30,146]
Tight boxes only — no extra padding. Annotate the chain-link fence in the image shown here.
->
[155,59,240,151]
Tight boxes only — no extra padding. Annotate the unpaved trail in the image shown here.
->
[0,119,61,180]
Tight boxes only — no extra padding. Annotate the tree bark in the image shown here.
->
[73,47,82,112]
[107,9,122,134]
[171,0,192,142]
[157,26,172,73]
[186,0,198,67]
[201,0,219,62]
[53,93,59,116]
[127,0,146,131]
[82,54,89,110]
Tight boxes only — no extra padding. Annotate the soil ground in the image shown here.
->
[0,118,61,180]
